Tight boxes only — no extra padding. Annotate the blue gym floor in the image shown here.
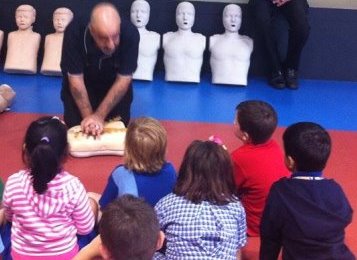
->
[2,71,357,131]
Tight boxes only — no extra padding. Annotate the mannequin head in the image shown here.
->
[89,2,121,55]
[53,7,73,33]
[176,2,195,31]
[15,5,36,31]
[222,4,242,33]
[130,0,150,29]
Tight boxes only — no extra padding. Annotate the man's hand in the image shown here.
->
[81,114,104,137]
[272,0,291,7]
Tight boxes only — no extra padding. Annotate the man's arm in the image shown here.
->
[67,74,97,135]
[78,74,132,136]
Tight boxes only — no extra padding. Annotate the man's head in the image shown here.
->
[223,4,242,33]
[15,5,36,31]
[130,0,150,29]
[234,100,277,144]
[176,1,195,31]
[99,195,164,260]
[53,7,73,33]
[283,122,331,172]
[89,2,121,55]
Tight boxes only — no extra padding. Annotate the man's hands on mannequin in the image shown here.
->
[81,113,104,137]
[272,0,291,7]
[68,74,131,138]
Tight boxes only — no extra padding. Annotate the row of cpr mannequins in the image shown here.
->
[2,2,252,86]
[132,1,253,85]
[3,4,73,75]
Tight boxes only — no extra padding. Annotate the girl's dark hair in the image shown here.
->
[174,140,238,205]
[22,116,68,194]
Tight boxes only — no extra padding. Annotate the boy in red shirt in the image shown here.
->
[231,100,289,237]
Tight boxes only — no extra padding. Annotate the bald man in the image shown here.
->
[61,3,139,136]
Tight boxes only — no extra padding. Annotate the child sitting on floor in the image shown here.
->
[231,100,289,237]
[92,117,176,216]
[155,140,247,259]
[74,194,165,260]
[260,122,354,259]
[2,116,95,259]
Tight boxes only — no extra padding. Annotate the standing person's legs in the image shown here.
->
[281,0,310,88]
[249,0,285,88]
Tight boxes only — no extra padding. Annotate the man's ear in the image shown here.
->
[285,155,295,172]
[156,231,165,250]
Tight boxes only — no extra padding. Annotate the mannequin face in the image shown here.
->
[15,6,36,31]
[130,1,150,28]
[53,10,73,33]
[222,4,242,33]
[176,2,195,31]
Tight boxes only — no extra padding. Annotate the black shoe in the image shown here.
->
[269,71,285,89]
[285,69,299,89]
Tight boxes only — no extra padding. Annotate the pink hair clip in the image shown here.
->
[208,135,227,150]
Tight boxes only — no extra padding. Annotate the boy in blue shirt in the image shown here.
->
[260,122,354,259]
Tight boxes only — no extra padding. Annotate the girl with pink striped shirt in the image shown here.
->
[3,116,95,259]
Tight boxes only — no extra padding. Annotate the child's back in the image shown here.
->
[261,177,353,259]
[4,170,94,257]
[232,100,288,236]
[232,139,289,236]
[260,122,354,259]
[2,116,94,258]
[100,162,176,208]
[155,140,247,260]
[99,117,176,209]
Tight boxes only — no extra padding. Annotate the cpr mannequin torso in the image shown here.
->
[210,33,252,85]
[163,2,206,83]
[209,4,253,86]
[41,8,73,76]
[41,34,64,75]
[134,29,160,81]
[4,5,40,74]
[130,0,160,81]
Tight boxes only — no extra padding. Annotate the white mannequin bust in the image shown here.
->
[209,4,253,86]
[41,7,73,76]
[131,0,160,81]
[0,30,3,53]
[4,5,41,74]
[163,1,206,83]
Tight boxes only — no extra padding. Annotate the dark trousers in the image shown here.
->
[61,83,133,128]
[250,0,310,72]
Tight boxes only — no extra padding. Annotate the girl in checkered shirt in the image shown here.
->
[155,140,247,260]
